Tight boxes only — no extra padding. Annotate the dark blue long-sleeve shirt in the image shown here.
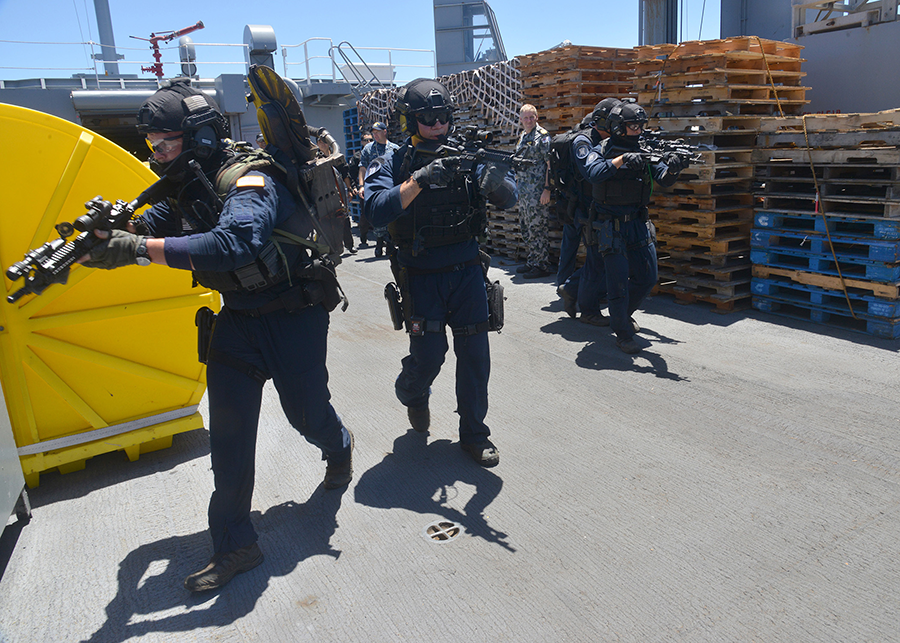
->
[363,140,517,270]
[137,169,311,309]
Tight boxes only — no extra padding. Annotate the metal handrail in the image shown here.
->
[0,38,249,81]
[282,37,435,87]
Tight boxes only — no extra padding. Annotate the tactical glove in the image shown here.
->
[621,153,645,171]
[83,230,144,270]
[664,153,688,174]
[412,157,459,188]
[478,162,506,196]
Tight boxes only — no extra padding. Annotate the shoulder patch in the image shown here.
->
[586,152,599,164]
[574,141,591,160]
[235,175,266,189]
[365,156,387,178]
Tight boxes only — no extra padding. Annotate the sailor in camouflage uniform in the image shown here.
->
[514,104,553,279]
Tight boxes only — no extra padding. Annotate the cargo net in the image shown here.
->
[356,59,522,138]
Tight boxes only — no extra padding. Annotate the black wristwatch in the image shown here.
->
[135,238,151,266]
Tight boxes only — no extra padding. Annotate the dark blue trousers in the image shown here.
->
[556,222,580,286]
[395,264,491,444]
[205,305,350,554]
[601,219,658,339]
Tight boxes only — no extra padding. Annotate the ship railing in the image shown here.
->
[0,38,250,86]
[281,37,435,89]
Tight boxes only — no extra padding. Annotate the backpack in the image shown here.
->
[246,64,347,256]
[547,126,592,224]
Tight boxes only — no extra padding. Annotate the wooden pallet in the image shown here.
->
[757,129,900,150]
[650,115,765,135]
[659,253,752,281]
[650,100,808,119]
[654,283,752,313]
[652,192,755,211]
[755,163,900,183]
[757,108,900,133]
[658,232,751,254]
[640,84,809,106]
[758,194,900,219]
[752,264,900,299]
[525,82,638,102]
[652,207,755,228]
[752,147,900,165]
[659,220,754,240]
[663,178,755,195]
[523,68,635,89]
[633,53,805,78]
[633,69,807,93]
[634,36,804,60]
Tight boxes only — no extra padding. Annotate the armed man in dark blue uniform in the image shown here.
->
[81,80,353,592]
[572,101,687,353]
[557,97,620,326]
[363,78,517,467]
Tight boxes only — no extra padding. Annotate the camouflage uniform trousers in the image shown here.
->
[518,198,551,271]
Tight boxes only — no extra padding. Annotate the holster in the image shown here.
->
[480,249,504,332]
[195,306,217,364]
[384,282,404,331]
[486,280,505,332]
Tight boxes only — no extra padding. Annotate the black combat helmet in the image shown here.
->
[137,78,229,176]
[607,102,649,138]
[394,78,455,136]
[584,97,622,133]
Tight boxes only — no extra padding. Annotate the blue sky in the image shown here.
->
[0,0,721,81]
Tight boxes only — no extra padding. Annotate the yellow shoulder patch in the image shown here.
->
[235,175,266,189]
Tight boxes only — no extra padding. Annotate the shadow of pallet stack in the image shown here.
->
[751,110,900,338]
[634,37,809,313]
[494,45,636,265]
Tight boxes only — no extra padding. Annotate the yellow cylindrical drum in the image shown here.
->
[0,104,218,487]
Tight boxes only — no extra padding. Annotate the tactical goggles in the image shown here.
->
[145,134,183,154]
[415,110,452,127]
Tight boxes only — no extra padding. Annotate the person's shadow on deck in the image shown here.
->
[354,430,514,552]
[81,485,347,643]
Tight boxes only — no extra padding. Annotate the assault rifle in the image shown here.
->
[638,132,705,166]
[6,178,173,303]
[414,125,535,175]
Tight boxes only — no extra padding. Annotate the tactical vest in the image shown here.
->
[389,146,484,256]
[183,145,328,293]
[591,138,652,208]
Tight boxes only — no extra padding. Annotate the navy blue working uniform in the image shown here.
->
[560,130,609,319]
[137,166,352,555]
[363,139,516,447]
[572,136,680,342]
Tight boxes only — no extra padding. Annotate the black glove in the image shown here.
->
[478,162,506,196]
[83,230,144,270]
[664,153,688,174]
[412,157,459,188]
[621,153,645,171]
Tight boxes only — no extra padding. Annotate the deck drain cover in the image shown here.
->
[423,521,463,543]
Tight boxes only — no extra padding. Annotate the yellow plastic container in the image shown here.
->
[0,104,219,487]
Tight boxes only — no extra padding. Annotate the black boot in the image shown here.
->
[184,543,263,592]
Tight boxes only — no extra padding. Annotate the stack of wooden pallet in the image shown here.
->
[750,110,900,338]
[518,45,636,134]
[482,46,635,263]
[633,36,810,312]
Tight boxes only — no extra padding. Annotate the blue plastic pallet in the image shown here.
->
[750,247,900,282]
[752,295,900,339]
[754,211,900,240]
[751,228,900,262]
[751,277,900,318]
